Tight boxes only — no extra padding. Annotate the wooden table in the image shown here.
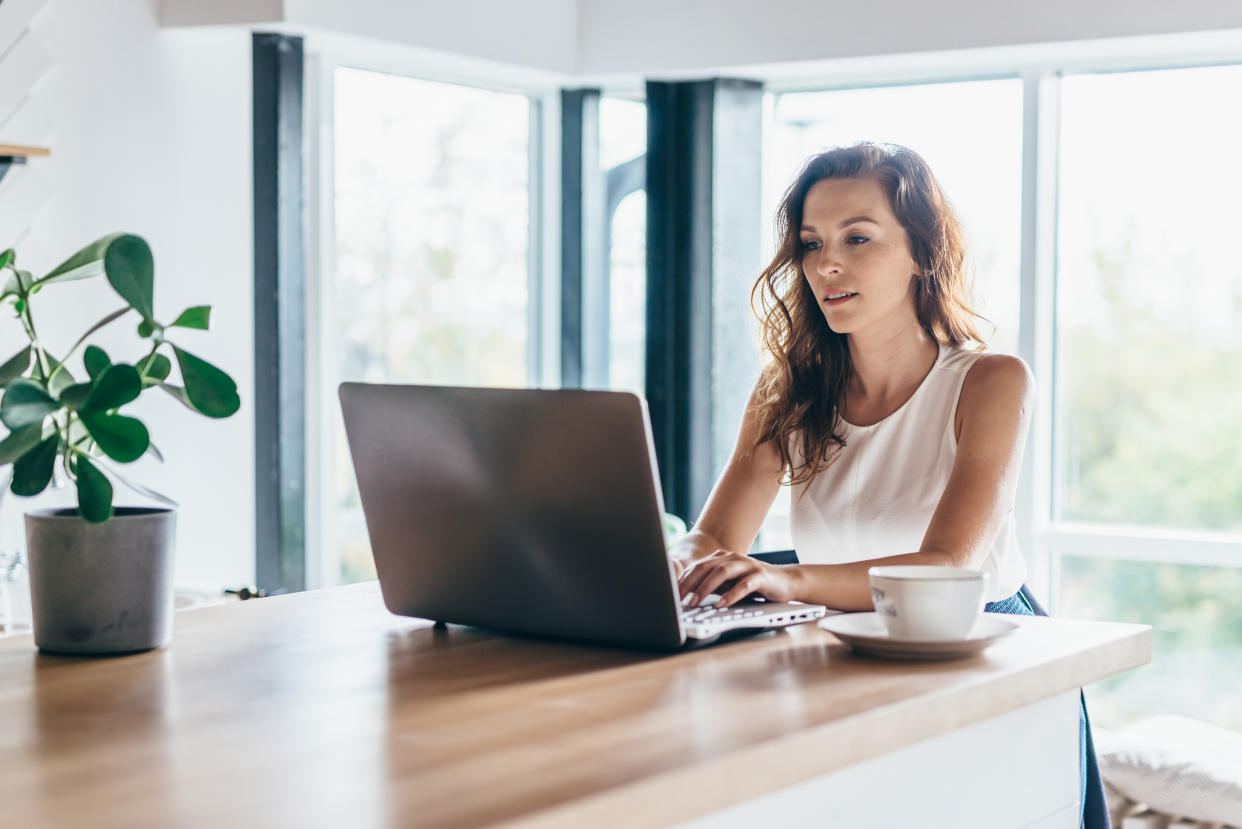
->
[0,582,1149,828]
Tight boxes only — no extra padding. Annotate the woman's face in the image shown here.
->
[798,176,920,337]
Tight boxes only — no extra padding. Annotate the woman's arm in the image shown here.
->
[680,354,1035,610]
[920,353,1035,569]
[668,384,785,573]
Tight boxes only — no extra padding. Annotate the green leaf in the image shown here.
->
[38,232,125,285]
[82,364,141,411]
[66,417,90,448]
[44,354,76,398]
[2,268,33,299]
[103,234,154,320]
[73,454,114,523]
[173,347,239,418]
[84,345,111,380]
[141,353,171,385]
[137,319,161,339]
[0,249,13,270]
[59,382,92,410]
[48,308,130,384]
[0,346,31,385]
[11,434,59,496]
[0,379,59,429]
[157,382,196,412]
[169,306,211,330]
[79,411,149,463]
[0,423,45,464]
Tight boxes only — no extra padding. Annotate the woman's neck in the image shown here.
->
[845,323,940,410]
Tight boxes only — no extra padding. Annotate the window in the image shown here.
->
[1055,66,1242,533]
[309,55,1242,735]
[600,95,647,397]
[324,67,532,585]
[759,79,1024,550]
[1051,64,1242,729]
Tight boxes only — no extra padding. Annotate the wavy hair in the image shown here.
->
[750,142,985,486]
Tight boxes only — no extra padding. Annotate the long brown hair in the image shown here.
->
[750,141,985,486]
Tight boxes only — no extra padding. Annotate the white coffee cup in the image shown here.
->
[867,565,989,640]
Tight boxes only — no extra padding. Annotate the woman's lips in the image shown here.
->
[824,292,858,306]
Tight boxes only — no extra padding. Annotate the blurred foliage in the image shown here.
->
[1059,221,1242,531]
[1057,220,1242,731]
[1060,556,1242,730]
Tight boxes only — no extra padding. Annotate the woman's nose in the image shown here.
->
[815,248,841,276]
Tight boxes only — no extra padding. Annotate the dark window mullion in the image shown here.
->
[253,33,306,594]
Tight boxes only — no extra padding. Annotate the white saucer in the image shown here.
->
[819,612,1020,660]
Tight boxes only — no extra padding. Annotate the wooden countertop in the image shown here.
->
[0,582,1150,828]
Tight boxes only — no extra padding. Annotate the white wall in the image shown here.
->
[161,0,580,76]
[0,0,254,593]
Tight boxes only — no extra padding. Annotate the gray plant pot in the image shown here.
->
[25,507,177,655]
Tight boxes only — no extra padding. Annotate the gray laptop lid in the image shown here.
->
[339,383,686,649]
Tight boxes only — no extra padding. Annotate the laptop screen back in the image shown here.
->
[339,383,686,649]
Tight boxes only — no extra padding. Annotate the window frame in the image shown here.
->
[1040,62,1242,604]
[761,38,1242,607]
[302,30,1242,595]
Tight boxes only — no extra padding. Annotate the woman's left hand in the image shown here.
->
[677,553,800,608]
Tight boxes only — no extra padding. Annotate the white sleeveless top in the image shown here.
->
[788,344,1026,603]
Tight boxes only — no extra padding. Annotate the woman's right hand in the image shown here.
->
[668,529,731,581]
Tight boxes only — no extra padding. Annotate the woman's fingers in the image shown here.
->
[677,561,713,601]
[683,557,755,606]
[716,571,767,608]
[676,550,731,597]
[673,558,695,589]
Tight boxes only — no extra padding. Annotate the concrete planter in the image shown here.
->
[25,507,177,655]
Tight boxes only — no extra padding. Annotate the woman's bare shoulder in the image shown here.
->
[958,353,1035,422]
[966,352,1033,386]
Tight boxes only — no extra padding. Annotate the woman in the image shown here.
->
[672,142,1106,827]
[673,141,1031,610]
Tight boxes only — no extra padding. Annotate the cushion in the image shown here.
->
[1095,715,1242,826]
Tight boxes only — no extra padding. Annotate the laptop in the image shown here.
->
[338,383,828,650]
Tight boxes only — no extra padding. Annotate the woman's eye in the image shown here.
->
[846,236,869,245]
[801,240,821,251]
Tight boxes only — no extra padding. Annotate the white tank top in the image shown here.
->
[788,343,1026,603]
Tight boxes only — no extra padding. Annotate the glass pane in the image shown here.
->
[1056,67,1242,531]
[1058,554,1242,731]
[331,67,530,584]
[599,96,647,169]
[609,190,646,397]
[758,80,1023,547]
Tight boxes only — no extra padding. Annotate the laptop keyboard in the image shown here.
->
[681,603,767,624]
[679,595,830,638]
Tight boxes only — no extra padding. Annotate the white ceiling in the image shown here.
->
[158,0,1242,83]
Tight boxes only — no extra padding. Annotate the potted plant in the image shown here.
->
[0,233,239,654]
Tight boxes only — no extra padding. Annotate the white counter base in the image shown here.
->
[684,689,1081,829]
